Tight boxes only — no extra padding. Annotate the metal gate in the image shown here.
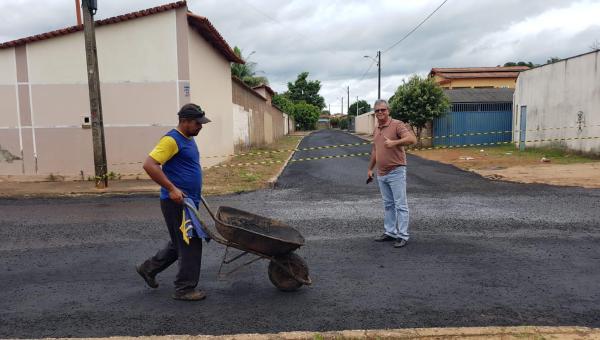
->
[433,102,513,146]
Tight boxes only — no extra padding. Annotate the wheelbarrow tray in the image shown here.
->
[215,206,304,257]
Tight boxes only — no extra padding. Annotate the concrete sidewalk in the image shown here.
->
[43,326,600,339]
[0,177,159,198]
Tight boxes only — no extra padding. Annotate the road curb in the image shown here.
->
[41,326,600,339]
[266,132,311,188]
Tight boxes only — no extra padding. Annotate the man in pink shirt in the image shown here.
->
[367,99,417,248]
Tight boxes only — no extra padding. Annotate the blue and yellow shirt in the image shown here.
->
[149,129,202,204]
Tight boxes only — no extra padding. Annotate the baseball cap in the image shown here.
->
[178,103,211,124]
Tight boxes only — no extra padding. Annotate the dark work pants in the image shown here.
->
[140,199,203,293]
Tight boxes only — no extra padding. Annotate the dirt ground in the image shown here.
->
[412,147,600,189]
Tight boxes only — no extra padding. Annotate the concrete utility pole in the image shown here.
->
[347,86,350,115]
[341,97,344,115]
[356,96,359,116]
[377,50,381,99]
[364,50,382,99]
[82,0,108,188]
[347,86,350,131]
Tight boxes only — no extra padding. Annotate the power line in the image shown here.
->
[383,0,449,53]
[358,59,376,82]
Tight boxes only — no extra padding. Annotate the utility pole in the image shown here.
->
[347,86,350,115]
[356,96,359,116]
[341,97,344,115]
[82,0,108,188]
[347,86,350,131]
[377,50,381,99]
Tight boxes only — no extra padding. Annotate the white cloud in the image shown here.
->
[1,0,599,108]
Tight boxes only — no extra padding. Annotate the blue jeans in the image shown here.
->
[377,166,409,240]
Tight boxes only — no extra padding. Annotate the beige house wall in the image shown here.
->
[231,77,290,149]
[0,85,18,127]
[0,49,17,84]
[269,106,285,140]
[0,9,182,176]
[231,78,266,147]
[356,111,376,135]
[27,33,87,84]
[264,110,273,144]
[188,26,234,167]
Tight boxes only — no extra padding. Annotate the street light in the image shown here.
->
[364,50,381,99]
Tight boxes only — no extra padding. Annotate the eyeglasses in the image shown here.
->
[374,108,388,113]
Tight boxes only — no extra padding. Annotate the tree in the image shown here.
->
[272,94,294,113]
[290,101,320,130]
[348,100,371,116]
[503,61,535,67]
[389,75,450,145]
[284,72,326,109]
[589,39,600,52]
[546,57,561,64]
[230,46,269,87]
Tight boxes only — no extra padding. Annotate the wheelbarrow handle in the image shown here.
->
[199,195,218,222]
[183,197,228,244]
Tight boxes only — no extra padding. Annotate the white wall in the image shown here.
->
[283,113,289,135]
[355,111,376,135]
[514,51,600,154]
[188,26,234,167]
[233,104,251,149]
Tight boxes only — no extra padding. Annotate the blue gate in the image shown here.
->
[433,102,513,146]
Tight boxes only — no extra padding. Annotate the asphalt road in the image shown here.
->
[1,129,599,338]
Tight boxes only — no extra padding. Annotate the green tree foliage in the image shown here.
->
[272,94,294,113]
[389,75,450,144]
[273,72,326,130]
[348,100,371,116]
[290,101,321,130]
[231,46,269,87]
[546,57,561,64]
[503,61,535,67]
[284,72,325,109]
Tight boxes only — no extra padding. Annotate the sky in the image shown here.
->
[1,0,599,113]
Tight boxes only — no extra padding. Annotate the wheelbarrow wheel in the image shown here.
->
[268,253,309,292]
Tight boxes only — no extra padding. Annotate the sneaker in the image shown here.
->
[173,290,207,301]
[393,238,408,248]
[374,234,396,242]
[136,265,158,288]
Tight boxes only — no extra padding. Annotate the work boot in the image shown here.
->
[374,233,395,242]
[393,238,408,248]
[173,290,207,301]
[136,265,158,288]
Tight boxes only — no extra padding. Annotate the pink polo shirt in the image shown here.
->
[372,118,413,176]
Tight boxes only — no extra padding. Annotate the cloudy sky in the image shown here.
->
[1,0,599,112]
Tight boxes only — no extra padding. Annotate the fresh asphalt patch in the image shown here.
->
[1,129,599,338]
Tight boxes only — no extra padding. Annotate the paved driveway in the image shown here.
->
[1,129,599,338]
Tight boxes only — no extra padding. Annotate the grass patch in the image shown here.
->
[412,144,599,170]
[202,135,303,195]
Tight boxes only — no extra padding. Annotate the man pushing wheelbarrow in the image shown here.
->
[136,103,310,301]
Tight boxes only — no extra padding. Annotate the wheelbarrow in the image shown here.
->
[184,196,312,292]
